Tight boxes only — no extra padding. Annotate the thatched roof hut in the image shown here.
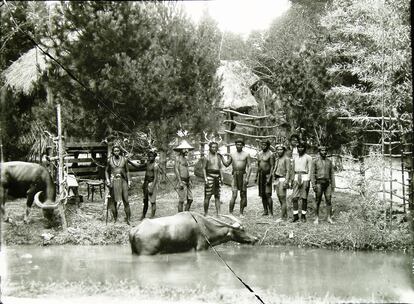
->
[215,60,259,110]
[2,47,48,95]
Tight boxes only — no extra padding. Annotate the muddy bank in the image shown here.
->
[2,178,411,251]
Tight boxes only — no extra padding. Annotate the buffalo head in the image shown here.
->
[210,214,259,245]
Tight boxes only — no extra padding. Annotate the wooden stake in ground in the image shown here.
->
[56,104,68,230]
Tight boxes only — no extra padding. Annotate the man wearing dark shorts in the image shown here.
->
[311,146,335,224]
[222,138,251,216]
[105,145,131,225]
[256,139,274,216]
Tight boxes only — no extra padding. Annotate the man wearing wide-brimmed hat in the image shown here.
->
[174,139,195,213]
[256,139,274,216]
[222,137,252,216]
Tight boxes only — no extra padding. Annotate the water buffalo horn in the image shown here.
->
[33,191,60,209]
[221,214,242,225]
[207,216,236,229]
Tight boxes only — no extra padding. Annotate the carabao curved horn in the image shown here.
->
[204,131,210,143]
[207,216,240,229]
[33,191,60,209]
[221,214,242,225]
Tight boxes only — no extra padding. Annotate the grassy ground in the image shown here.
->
[1,175,411,251]
[4,279,404,304]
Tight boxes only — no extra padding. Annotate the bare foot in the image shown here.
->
[313,218,319,225]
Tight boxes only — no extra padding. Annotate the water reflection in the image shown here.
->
[2,245,413,301]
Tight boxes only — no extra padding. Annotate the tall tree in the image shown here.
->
[44,2,221,150]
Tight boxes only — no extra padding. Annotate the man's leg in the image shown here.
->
[178,185,185,213]
[141,185,149,220]
[204,194,212,216]
[325,185,334,224]
[314,183,323,224]
[301,182,310,222]
[184,183,193,211]
[229,190,238,214]
[214,195,221,216]
[122,181,131,225]
[261,196,269,216]
[240,190,247,215]
[150,203,156,218]
[291,198,299,222]
[267,196,273,216]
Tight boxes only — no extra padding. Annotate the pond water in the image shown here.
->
[1,245,413,303]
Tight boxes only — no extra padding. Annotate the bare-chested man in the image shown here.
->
[203,141,224,216]
[256,140,274,216]
[222,138,251,215]
[174,140,195,213]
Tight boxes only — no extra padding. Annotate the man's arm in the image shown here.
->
[220,153,232,167]
[284,157,291,188]
[310,159,316,189]
[202,157,208,183]
[128,159,146,171]
[268,153,275,183]
[246,153,252,182]
[174,158,182,184]
[330,159,335,189]
[290,160,295,185]
[105,159,111,186]
[125,157,131,187]
[151,165,159,192]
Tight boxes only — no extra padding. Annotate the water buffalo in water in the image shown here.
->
[0,161,64,223]
[129,212,258,255]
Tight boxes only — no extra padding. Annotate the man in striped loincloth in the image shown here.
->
[202,141,224,216]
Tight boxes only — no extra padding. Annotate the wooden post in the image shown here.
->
[56,104,67,230]
[388,122,393,230]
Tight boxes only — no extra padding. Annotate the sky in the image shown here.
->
[46,1,292,37]
[180,0,291,37]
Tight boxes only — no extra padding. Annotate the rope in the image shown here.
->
[188,212,266,304]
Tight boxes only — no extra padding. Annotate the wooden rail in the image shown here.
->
[221,109,269,119]
[224,130,277,139]
[223,120,279,129]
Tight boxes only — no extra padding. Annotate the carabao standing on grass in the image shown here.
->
[202,141,224,216]
[289,141,312,223]
[221,138,252,216]
[256,139,275,216]
[174,139,195,213]
[311,146,335,224]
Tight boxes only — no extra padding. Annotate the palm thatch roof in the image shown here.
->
[2,47,48,95]
[215,60,259,110]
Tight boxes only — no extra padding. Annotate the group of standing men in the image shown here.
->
[104,134,335,225]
